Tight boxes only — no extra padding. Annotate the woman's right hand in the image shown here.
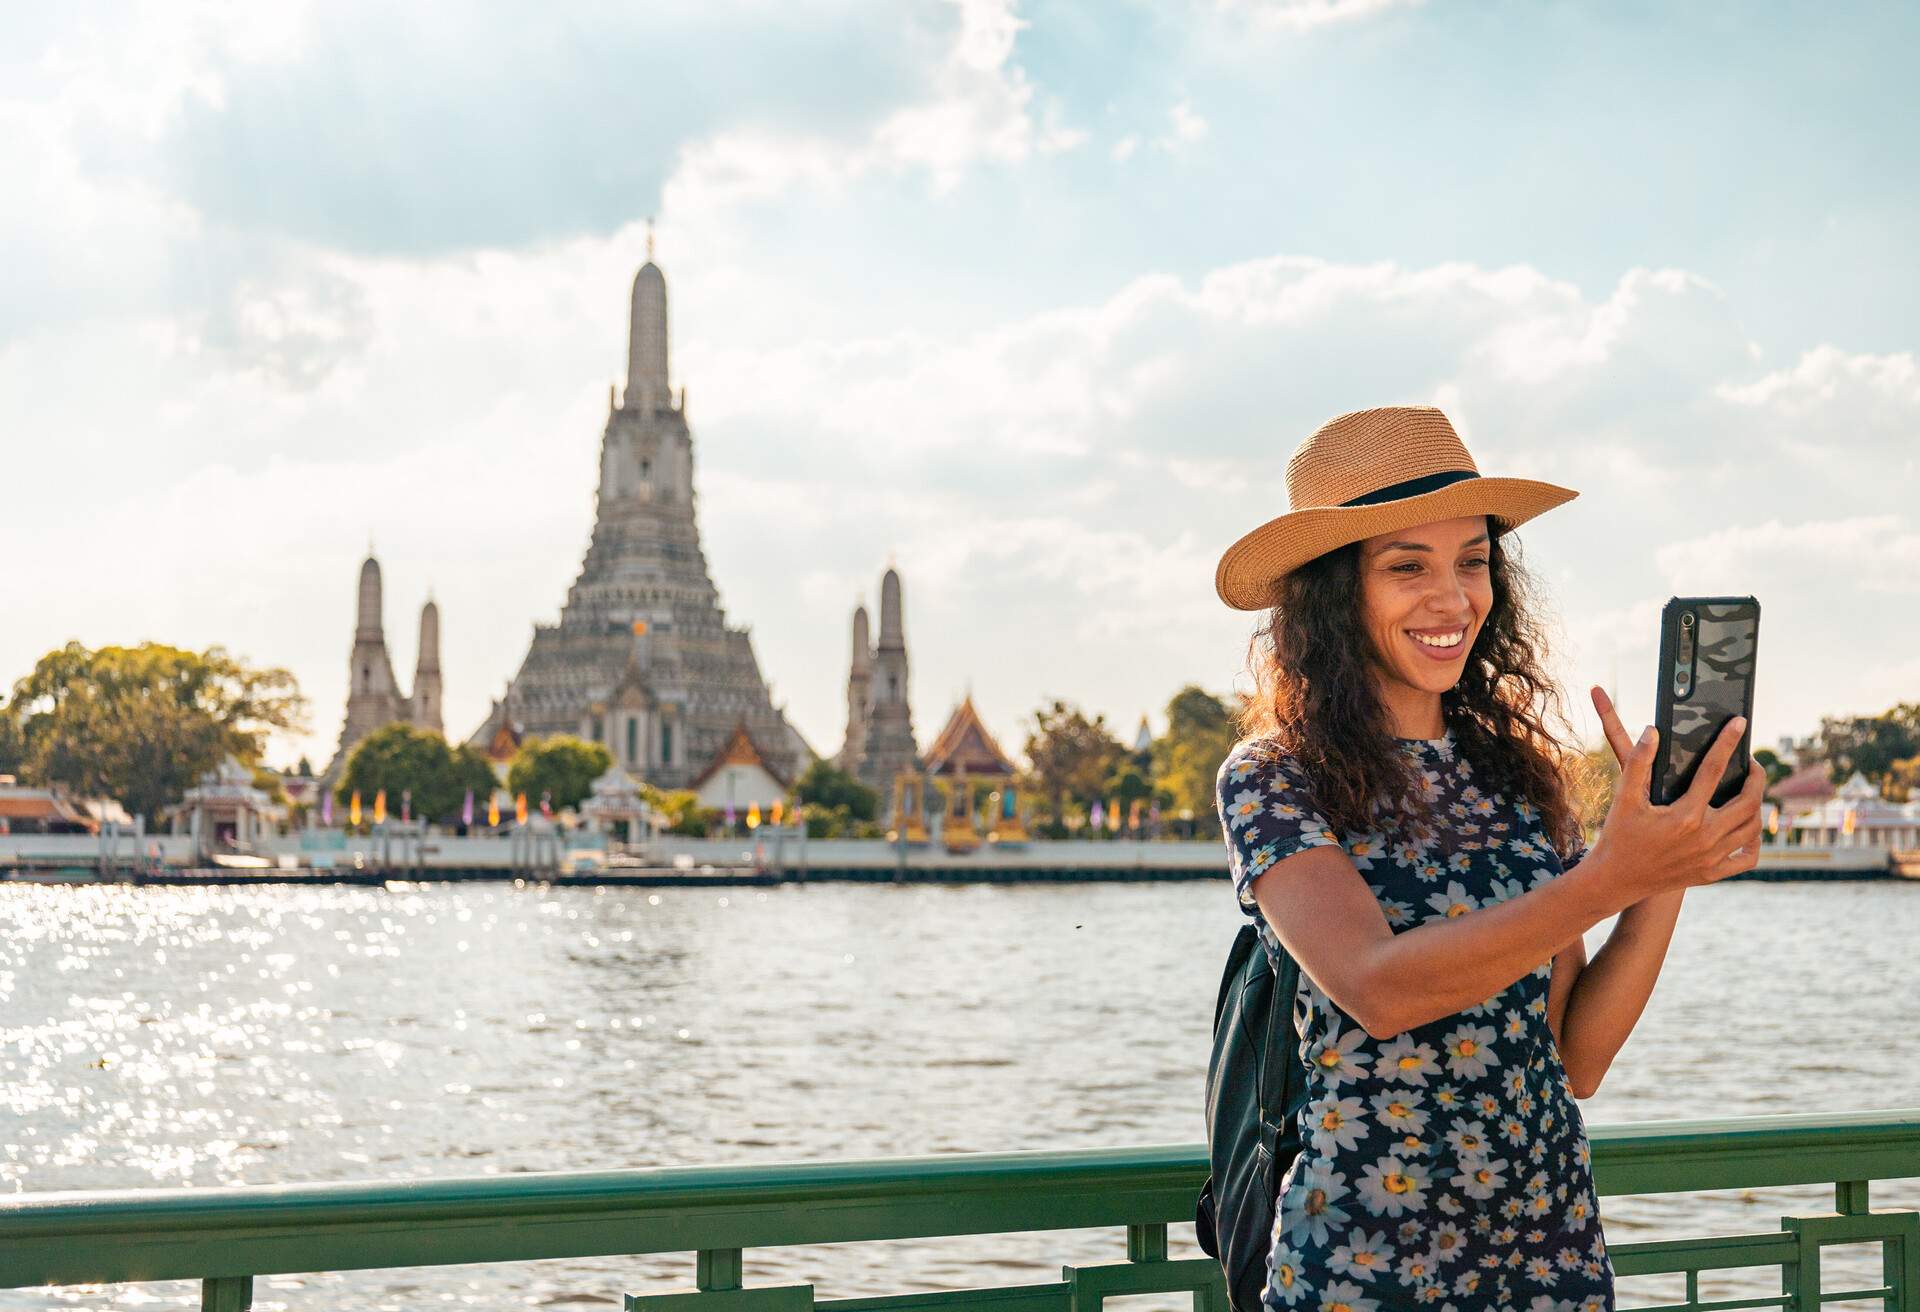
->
[1586,714,1765,904]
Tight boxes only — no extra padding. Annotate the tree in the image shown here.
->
[1149,686,1240,837]
[507,735,614,813]
[0,695,23,777]
[1022,699,1126,828]
[793,759,878,821]
[4,642,305,821]
[337,724,495,823]
[1813,706,1920,787]
[1752,748,1792,788]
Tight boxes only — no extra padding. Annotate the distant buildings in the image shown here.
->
[0,776,131,834]
[836,567,920,806]
[466,250,810,789]
[1786,770,1920,849]
[323,554,442,783]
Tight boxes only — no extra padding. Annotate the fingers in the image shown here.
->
[1590,685,1636,769]
[1619,723,1659,802]
[1701,831,1763,884]
[1681,715,1748,815]
[1707,762,1766,851]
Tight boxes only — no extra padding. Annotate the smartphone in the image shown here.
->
[1651,596,1759,806]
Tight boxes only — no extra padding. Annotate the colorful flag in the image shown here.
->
[401,790,411,824]
[462,789,474,827]
[321,791,334,826]
[724,802,736,828]
[488,795,500,828]
[373,789,387,825]
[769,800,784,825]
[349,791,362,826]
[746,802,761,829]
[1088,800,1104,829]
[1108,799,1121,832]
[515,793,529,825]
[539,791,553,819]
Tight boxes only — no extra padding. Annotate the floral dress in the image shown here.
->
[1215,729,1615,1312]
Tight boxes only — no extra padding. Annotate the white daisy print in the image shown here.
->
[1441,1024,1503,1079]
[1329,1228,1397,1280]
[1216,736,1613,1307]
[1357,1155,1430,1217]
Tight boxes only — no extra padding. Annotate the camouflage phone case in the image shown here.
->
[1652,596,1759,806]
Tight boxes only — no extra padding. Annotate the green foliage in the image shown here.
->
[1752,748,1792,788]
[506,735,614,814]
[1021,699,1126,825]
[794,759,878,821]
[0,696,23,777]
[636,785,718,836]
[1148,685,1239,837]
[1813,705,1920,787]
[337,723,495,822]
[3,641,306,821]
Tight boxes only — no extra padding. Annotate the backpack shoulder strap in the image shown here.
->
[1259,936,1303,1136]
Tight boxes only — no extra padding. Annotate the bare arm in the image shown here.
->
[1555,889,1685,1096]
[1250,713,1760,1041]
[1250,841,1624,1039]
[1550,687,1741,1098]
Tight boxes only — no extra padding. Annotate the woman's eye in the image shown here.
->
[1462,556,1489,569]
[1391,562,1422,574]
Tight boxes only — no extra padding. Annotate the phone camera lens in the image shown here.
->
[1680,612,1696,629]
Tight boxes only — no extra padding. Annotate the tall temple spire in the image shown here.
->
[626,238,669,412]
[356,554,384,640]
[475,244,813,788]
[412,598,444,735]
[838,601,873,771]
[858,565,919,804]
[326,552,410,783]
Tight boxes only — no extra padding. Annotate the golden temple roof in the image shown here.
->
[923,696,1017,777]
[691,719,791,790]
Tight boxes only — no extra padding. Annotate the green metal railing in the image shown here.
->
[2,1109,1917,1311]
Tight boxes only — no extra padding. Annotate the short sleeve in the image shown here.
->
[1559,829,1590,873]
[1215,739,1342,918]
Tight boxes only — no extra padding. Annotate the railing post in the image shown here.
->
[697,1248,744,1292]
[1126,1222,1168,1263]
[201,1276,252,1312]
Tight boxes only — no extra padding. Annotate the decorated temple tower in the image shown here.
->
[469,244,811,786]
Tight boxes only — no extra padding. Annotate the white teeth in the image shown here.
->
[1410,629,1465,649]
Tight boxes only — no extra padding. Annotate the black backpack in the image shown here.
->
[1195,920,1310,1312]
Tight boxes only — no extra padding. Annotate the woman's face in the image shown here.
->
[1357,515,1494,699]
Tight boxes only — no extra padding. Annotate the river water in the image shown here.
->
[2,879,1917,1310]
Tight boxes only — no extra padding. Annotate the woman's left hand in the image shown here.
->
[1589,684,1764,867]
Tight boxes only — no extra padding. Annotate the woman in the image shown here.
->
[1211,406,1763,1312]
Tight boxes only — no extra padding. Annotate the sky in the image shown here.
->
[6,0,1920,772]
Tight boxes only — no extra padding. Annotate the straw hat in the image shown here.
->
[1213,406,1577,611]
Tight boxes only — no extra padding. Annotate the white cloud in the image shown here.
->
[1159,100,1211,149]
[1215,0,1427,32]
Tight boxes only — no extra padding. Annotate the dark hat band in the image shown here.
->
[1339,469,1479,508]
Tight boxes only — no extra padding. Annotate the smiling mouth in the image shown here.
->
[1408,628,1466,650]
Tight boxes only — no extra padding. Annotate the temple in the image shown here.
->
[323,553,445,781]
[835,566,921,814]
[923,695,1025,850]
[468,246,812,788]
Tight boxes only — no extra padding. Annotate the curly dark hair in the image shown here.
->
[1235,527,1584,859]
